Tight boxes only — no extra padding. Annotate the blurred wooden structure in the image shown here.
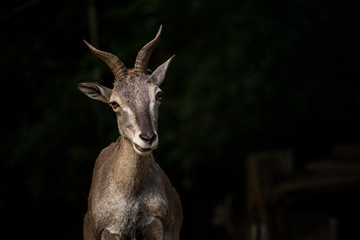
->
[246,144,360,240]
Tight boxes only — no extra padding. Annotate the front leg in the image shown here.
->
[84,213,97,240]
[101,229,120,240]
[142,217,164,240]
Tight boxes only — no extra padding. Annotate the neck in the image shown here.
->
[112,136,151,197]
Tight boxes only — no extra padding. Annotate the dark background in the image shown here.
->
[1,0,360,239]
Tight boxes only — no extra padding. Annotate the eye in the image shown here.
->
[156,91,162,101]
[109,101,119,109]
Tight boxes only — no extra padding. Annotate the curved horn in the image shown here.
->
[83,40,127,80]
[134,25,162,74]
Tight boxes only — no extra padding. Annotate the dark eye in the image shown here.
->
[110,101,119,108]
[156,92,162,101]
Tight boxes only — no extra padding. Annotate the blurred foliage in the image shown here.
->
[1,0,359,239]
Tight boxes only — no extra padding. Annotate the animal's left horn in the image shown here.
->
[83,40,127,80]
[133,25,162,74]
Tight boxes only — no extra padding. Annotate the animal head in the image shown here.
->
[78,26,174,156]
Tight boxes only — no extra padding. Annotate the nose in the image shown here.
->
[139,133,157,145]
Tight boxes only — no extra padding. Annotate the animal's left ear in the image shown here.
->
[151,55,175,86]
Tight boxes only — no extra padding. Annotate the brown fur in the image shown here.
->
[83,137,182,239]
[79,26,182,240]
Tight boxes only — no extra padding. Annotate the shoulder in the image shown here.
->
[97,137,121,159]
[92,137,121,173]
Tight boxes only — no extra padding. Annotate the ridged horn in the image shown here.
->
[134,25,162,74]
[83,40,127,80]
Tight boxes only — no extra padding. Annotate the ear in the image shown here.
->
[151,55,175,86]
[77,82,112,103]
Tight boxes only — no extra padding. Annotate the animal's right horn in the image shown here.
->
[84,40,127,81]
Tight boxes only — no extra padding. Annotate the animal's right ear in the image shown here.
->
[77,82,112,103]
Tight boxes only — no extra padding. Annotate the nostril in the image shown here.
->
[139,133,157,144]
[150,134,157,143]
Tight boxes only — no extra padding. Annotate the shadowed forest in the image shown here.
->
[1,0,360,239]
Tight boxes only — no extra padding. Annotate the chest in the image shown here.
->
[92,179,168,237]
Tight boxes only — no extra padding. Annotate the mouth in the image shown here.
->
[133,142,153,154]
